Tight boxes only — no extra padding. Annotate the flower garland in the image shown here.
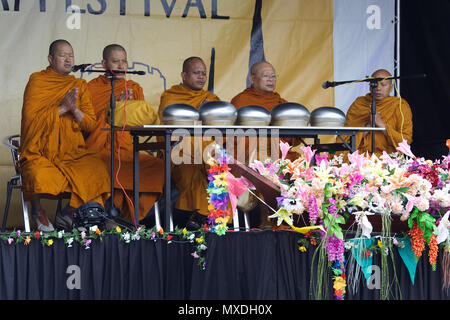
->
[206,145,232,235]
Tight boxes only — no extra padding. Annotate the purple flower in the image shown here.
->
[308,195,318,224]
[326,235,345,262]
[277,196,288,207]
[328,197,338,217]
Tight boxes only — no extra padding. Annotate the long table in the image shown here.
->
[125,125,385,230]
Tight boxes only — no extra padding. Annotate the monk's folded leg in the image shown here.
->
[59,154,110,208]
[21,160,70,200]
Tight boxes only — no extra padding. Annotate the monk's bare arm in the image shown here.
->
[76,83,98,132]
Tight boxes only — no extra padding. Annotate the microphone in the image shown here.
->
[322,81,334,89]
[106,69,146,76]
[71,64,91,72]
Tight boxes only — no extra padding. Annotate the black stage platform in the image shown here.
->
[0,229,448,300]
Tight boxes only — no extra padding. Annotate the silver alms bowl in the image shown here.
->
[199,101,237,125]
[236,105,272,126]
[309,106,346,127]
[162,103,199,125]
[271,102,310,127]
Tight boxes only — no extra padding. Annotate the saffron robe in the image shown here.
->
[158,84,220,215]
[344,94,413,156]
[86,75,164,222]
[19,67,110,208]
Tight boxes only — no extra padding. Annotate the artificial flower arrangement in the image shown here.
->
[247,140,450,299]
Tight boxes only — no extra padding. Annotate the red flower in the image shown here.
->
[203,224,209,231]
[34,231,40,239]
[365,250,372,258]
[167,235,173,241]
[428,234,438,270]
[409,221,425,258]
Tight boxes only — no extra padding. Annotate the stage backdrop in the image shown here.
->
[0,0,395,228]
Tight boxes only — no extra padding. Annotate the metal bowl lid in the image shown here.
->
[236,105,271,126]
[271,102,310,127]
[162,103,199,125]
[199,101,237,125]
[309,106,346,127]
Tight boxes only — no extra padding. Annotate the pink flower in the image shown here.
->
[8,238,14,245]
[348,151,366,170]
[300,146,316,164]
[280,140,291,160]
[249,160,265,175]
[396,139,415,158]
[315,153,328,167]
[380,151,398,166]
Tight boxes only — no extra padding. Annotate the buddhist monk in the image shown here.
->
[231,61,299,229]
[19,39,110,232]
[231,61,299,163]
[344,69,413,156]
[231,61,286,111]
[85,44,164,223]
[158,57,220,229]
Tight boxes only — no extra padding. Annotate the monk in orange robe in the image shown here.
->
[20,39,110,232]
[85,44,164,223]
[231,61,286,111]
[158,57,220,229]
[231,61,299,163]
[344,69,413,156]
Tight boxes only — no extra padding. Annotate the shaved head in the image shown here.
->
[182,56,205,73]
[181,57,207,90]
[371,69,394,101]
[102,44,126,60]
[49,39,72,57]
[372,69,392,80]
[250,61,273,76]
[249,61,277,94]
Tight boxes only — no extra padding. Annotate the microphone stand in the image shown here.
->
[324,74,426,154]
[76,66,146,230]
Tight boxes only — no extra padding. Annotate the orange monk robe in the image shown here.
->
[230,87,300,162]
[344,94,413,156]
[158,84,220,215]
[86,75,165,222]
[19,67,110,209]
[231,87,286,112]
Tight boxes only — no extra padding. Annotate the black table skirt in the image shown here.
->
[0,230,448,300]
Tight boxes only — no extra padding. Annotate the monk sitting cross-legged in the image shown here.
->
[19,39,110,232]
[158,57,220,230]
[85,44,164,224]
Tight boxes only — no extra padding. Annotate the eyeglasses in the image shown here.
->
[261,74,277,80]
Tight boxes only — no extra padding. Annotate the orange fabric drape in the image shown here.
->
[231,87,287,111]
[158,84,220,216]
[86,75,164,221]
[19,67,110,208]
[344,94,413,156]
